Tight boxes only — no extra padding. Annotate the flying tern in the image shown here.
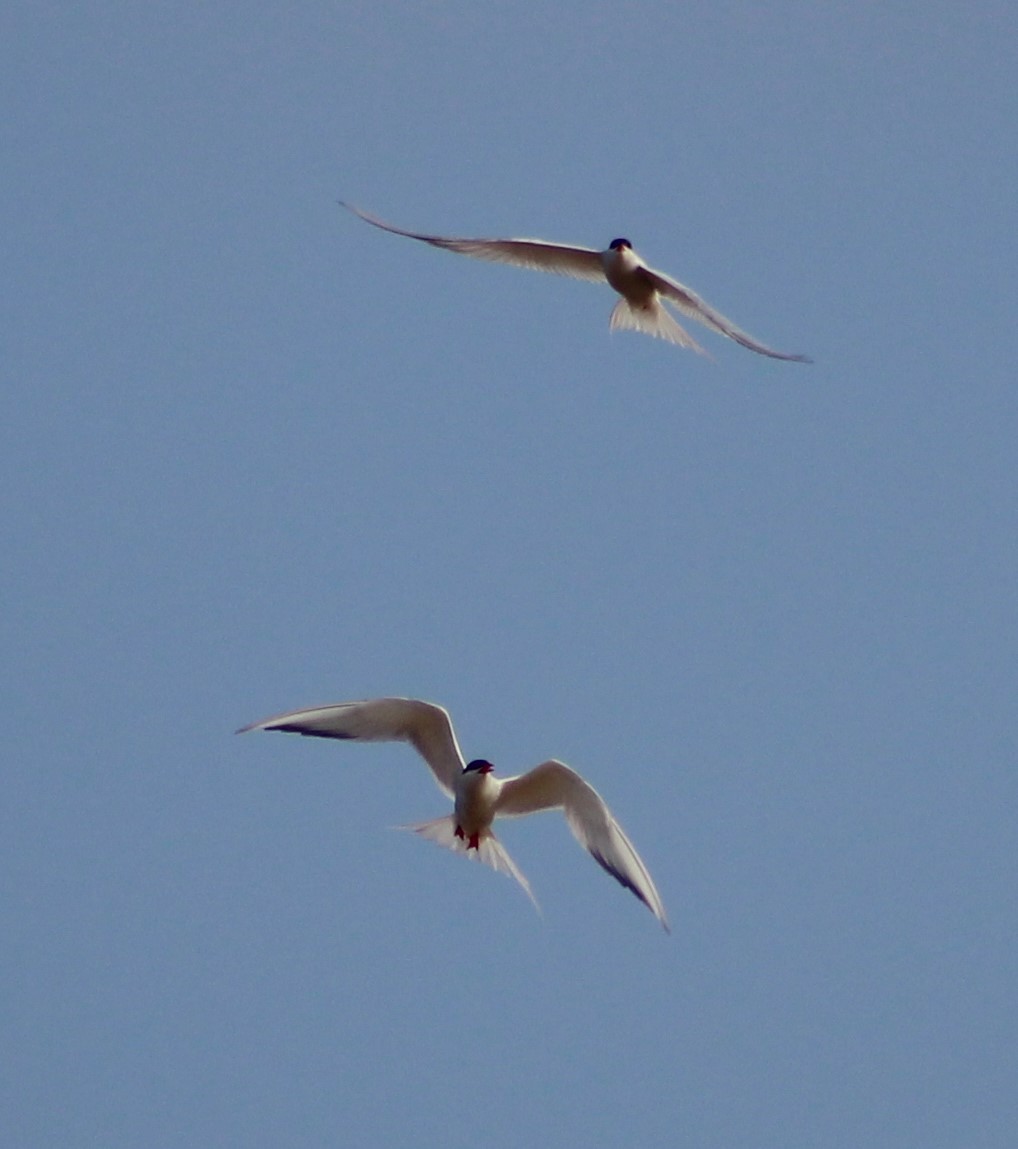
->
[239,696,669,930]
[340,201,811,361]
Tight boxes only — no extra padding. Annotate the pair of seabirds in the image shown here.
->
[242,204,812,932]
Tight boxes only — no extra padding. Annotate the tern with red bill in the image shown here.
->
[239,696,668,931]
[340,201,810,362]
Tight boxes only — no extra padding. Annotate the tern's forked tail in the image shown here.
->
[400,816,539,913]
[609,296,708,355]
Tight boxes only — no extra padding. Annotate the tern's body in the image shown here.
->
[340,201,811,362]
[240,696,668,931]
[453,759,498,849]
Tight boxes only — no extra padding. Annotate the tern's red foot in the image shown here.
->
[467,832,480,850]
[454,825,465,840]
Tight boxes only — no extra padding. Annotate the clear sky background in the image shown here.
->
[3,3,1016,1146]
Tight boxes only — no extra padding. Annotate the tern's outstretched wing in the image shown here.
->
[341,202,607,283]
[238,697,465,797]
[495,760,669,930]
[641,264,812,362]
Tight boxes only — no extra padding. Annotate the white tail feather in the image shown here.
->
[609,297,709,355]
[400,816,539,912]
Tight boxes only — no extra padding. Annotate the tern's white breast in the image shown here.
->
[454,770,500,835]
[601,246,652,304]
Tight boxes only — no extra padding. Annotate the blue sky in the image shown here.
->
[3,3,1016,1146]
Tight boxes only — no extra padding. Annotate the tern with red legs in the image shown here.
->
[240,696,669,931]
